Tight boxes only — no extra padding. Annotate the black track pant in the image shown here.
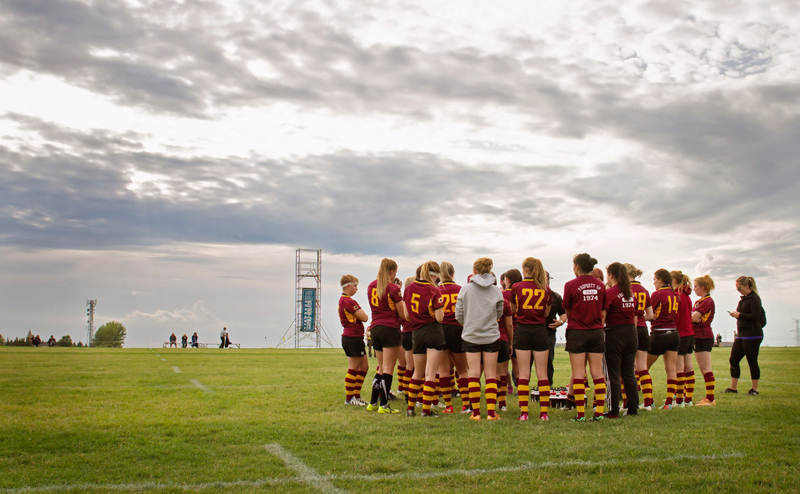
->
[604,325,639,414]
[730,337,762,380]
[547,330,556,386]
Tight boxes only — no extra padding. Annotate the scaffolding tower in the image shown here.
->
[279,249,335,348]
[86,299,97,347]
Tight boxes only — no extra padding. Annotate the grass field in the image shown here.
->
[1,346,799,493]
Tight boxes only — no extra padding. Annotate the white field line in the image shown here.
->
[715,377,800,386]
[0,451,744,494]
[190,379,212,393]
[264,444,350,494]
[160,358,166,362]
[172,367,181,374]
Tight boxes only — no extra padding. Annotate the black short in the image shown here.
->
[565,328,605,354]
[401,331,413,352]
[371,325,401,352]
[412,323,446,354]
[463,339,501,354]
[678,335,695,355]
[497,340,510,363]
[694,337,714,353]
[649,331,679,356]
[637,326,650,352]
[342,335,366,358]
[442,324,465,354]
[514,323,549,352]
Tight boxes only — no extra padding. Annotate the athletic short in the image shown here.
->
[371,325,401,352]
[442,324,465,354]
[411,323,446,354]
[401,331,413,352]
[694,337,714,353]
[514,323,549,352]
[497,340,510,363]
[649,330,679,356]
[637,326,650,352]
[678,335,695,355]
[462,339,501,354]
[565,328,605,354]
[342,335,366,358]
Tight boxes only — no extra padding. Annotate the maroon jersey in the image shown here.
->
[400,318,412,334]
[511,279,552,325]
[631,282,651,328]
[563,275,606,330]
[367,279,403,329]
[604,285,637,326]
[404,280,444,331]
[650,287,678,331]
[438,281,463,326]
[497,298,513,342]
[503,289,517,330]
[692,295,715,339]
[676,287,693,336]
[339,295,364,337]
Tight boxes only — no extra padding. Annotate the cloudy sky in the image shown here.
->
[1,0,798,348]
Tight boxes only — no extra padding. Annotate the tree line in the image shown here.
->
[0,321,127,348]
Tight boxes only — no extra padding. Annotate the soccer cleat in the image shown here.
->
[378,405,400,414]
[443,406,455,414]
[540,414,549,422]
[350,397,367,406]
[344,399,353,405]
[434,400,446,408]
[388,391,399,401]
[571,416,586,423]
[592,415,604,422]
[498,405,508,412]
[461,406,473,414]
[415,401,422,408]
[695,398,717,406]
[638,404,653,411]
[406,409,416,417]
[748,389,759,396]
[560,402,576,411]
[518,413,529,421]
[422,410,439,418]
[487,414,501,421]
[660,404,672,411]
[366,403,379,412]
[604,413,619,419]
[684,401,694,407]
[469,414,482,421]
[724,388,738,394]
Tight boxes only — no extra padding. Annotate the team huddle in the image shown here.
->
[338,254,765,421]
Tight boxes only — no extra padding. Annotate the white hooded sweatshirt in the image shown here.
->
[455,273,504,345]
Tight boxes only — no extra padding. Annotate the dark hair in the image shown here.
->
[607,262,632,299]
[573,253,598,274]
[654,269,672,288]
[505,268,523,287]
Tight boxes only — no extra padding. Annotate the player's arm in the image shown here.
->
[354,308,369,322]
[691,310,703,323]
[644,306,654,321]
[396,301,407,321]
[434,307,444,323]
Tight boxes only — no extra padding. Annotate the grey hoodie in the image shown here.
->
[455,273,504,345]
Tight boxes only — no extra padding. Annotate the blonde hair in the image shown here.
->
[522,257,547,288]
[473,257,493,275]
[419,261,441,284]
[694,274,715,293]
[671,270,691,289]
[405,276,415,288]
[340,274,358,289]
[376,258,398,298]
[625,263,643,280]
[736,276,759,296]
[440,262,455,283]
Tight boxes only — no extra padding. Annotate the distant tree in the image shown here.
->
[57,335,74,347]
[77,341,84,347]
[11,337,31,346]
[26,330,33,345]
[0,334,4,345]
[93,321,127,348]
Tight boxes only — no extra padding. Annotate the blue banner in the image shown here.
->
[301,288,316,332]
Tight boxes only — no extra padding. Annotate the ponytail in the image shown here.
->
[654,269,672,290]
[376,258,398,299]
[440,262,455,283]
[694,274,715,293]
[607,262,632,299]
[473,257,493,275]
[505,268,523,288]
[625,263,643,280]
[736,275,759,296]
[574,253,598,275]
[419,261,441,285]
[522,257,547,288]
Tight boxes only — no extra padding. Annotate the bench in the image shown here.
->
[162,342,239,348]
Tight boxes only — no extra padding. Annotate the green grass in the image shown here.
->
[1,346,799,493]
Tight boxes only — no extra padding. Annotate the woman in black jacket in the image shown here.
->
[727,276,764,395]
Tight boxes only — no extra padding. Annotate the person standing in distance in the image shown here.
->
[545,271,566,387]
[692,275,716,404]
[339,274,369,406]
[603,262,639,418]
[727,276,764,396]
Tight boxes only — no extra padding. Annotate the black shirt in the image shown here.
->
[545,290,565,331]
[736,291,763,338]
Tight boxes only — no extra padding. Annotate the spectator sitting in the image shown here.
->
[48,335,57,347]
[191,332,199,348]
[181,334,188,348]
[169,333,178,348]
[33,335,42,347]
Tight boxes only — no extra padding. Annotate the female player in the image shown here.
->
[365,259,407,414]
[455,257,505,420]
[503,269,523,399]
[496,278,514,412]
[437,262,467,413]
[392,278,408,397]
[626,263,654,410]
[692,275,717,405]
[339,274,369,406]
[405,261,446,417]
[727,276,764,396]
[510,257,552,421]
[671,270,694,406]
[604,262,638,417]
[400,276,416,403]
[647,269,680,410]
[563,253,607,422]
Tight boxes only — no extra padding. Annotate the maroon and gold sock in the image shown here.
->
[458,377,469,402]
[685,371,695,403]
[622,381,628,409]
[676,372,685,404]
[572,378,585,419]
[396,366,406,393]
[704,371,715,402]
[485,378,498,417]
[593,378,606,417]
[422,380,435,414]
[345,369,356,402]
[518,378,530,413]
[407,379,422,411]
[538,379,550,418]
[498,374,508,408]
[440,374,453,408]
[640,370,654,408]
[665,379,676,406]
[469,377,481,417]
[355,370,366,399]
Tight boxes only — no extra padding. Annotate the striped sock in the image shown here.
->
[407,379,422,411]
[640,370,654,408]
[440,374,453,408]
[622,382,628,409]
[704,371,715,402]
[518,378,530,413]
[434,374,442,404]
[355,370,366,399]
[676,372,685,404]
[498,374,508,408]
[538,379,550,418]
[345,369,356,402]
[403,368,414,395]
[593,378,606,417]
[469,377,481,417]
[396,366,406,393]
[507,372,514,395]
[422,380,435,414]
[636,371,643,392]
[485,378,498,417]
[665,379,676,406]
[685,371,695,403]
[573,378,585,419]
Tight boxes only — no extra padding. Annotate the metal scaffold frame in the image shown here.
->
[278,249,335,348]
